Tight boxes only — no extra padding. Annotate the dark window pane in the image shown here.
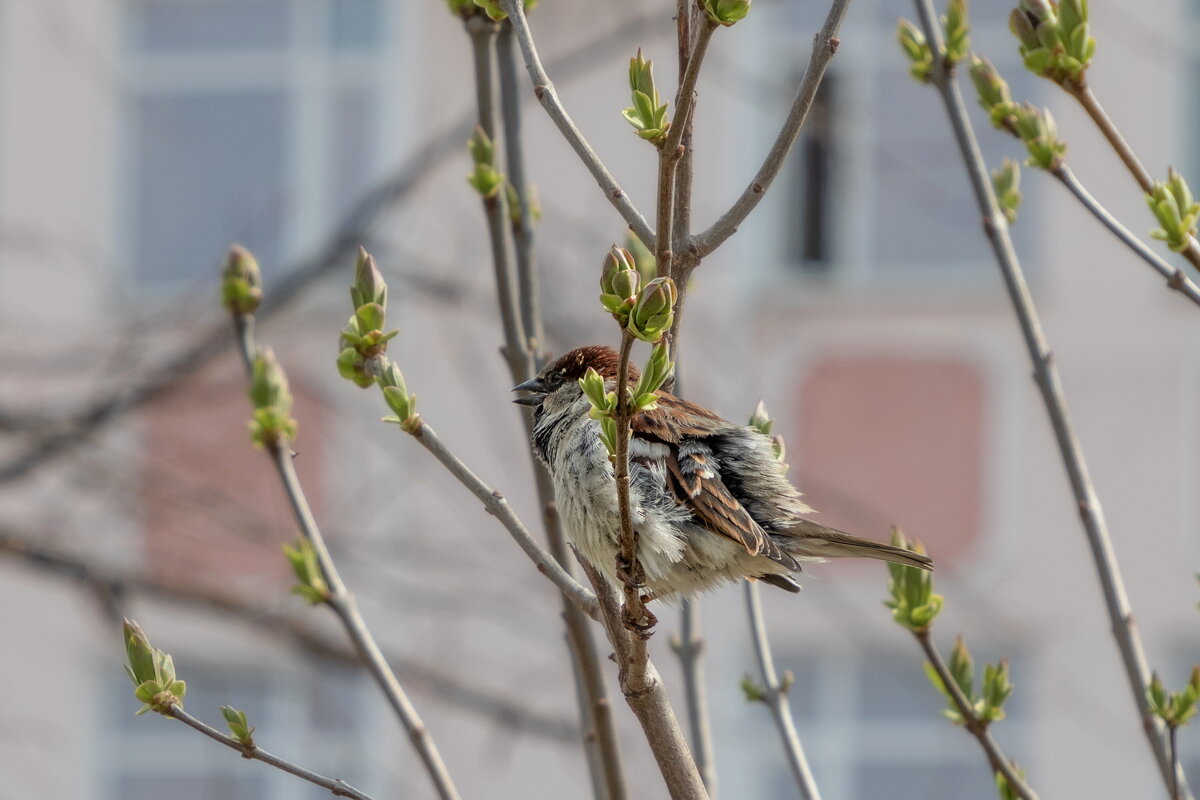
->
[136,0,291,52]
[132,90,287,286]
[329,0,384,48]
[788,74,836,270]
[857,763,996,800]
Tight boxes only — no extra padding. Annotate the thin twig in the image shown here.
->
[1067,83,1200,270]
[232,317,462,800]
[913,632,1037,800]
[1170,726,1181,800]
[676,599,717,796]
[745,582,822,800]
[690,0,851,259]
[499,0,656,249]
[911,3,1193,798]
[403,417,599,619]
[0,525,578,740]
[498,21,546,362]
[1053,165,1200,307]
[612,333,652,662]
[167,704,375,800]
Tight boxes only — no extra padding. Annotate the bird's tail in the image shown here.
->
[782,519,933,571]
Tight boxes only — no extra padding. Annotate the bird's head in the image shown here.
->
[512,345,640,410]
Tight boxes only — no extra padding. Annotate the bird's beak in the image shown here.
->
[512,377,548,406]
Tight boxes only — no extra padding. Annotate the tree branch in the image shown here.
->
[689,0,851,259]
[1051,165,1200,308]
[744,582,821,800]
[166,704,376,800]
[576,554,710,800]
[1066,83,1200,270]
[232,317,461,800]
[913,632,1036,800]
[401,417,599,620]
[0,526,578,741]
[911,3,1193,798]
[497,22,546,362]
[498,0,656,248]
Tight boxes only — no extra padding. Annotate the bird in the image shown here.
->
[512,345,932,602]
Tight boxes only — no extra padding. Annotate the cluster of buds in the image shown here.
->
[123,619,186,716]
[884,528,943,632]
[896,20,934,83]
[337,248,399,389]
[1011,103,1067,171]
[283,539,331,605]
[248,348,298,448]
[599,245,678,343]
[942,0,969,66]
[701,0,750,27]
[624,232,657,286]
[466,127,505,199]
[747,400,788,468]
[969,57,1018,130]
[221,244,262,316]
[220,706,256,746]
[991,159,1023,224]
[1147,169,1199,253]
[445,0,536,21]
[622,50,670,145]
[1148,667,1200,729]
[926,636,1015,726]
[580,342,674,457]
[378,360,419,432]
[1010,0,1095,87]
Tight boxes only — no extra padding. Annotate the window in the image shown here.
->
[121,0,389,290]
[104,660,376,800]
[757,0,1038,280]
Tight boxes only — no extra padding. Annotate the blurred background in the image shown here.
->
[2,0,1198,798]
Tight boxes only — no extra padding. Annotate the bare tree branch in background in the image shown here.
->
[910,3,1193,797]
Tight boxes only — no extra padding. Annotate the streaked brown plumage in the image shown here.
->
[514,345,932,599]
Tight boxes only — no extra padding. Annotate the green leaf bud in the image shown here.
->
[897,19,933,83]
[351,247,387,310]
[221,244,263,316]
[628,277,677,342]
[623,50,670,145]
[702,0,751,27]
[942,0,970,66]
[747,399,773,436]
[283,539,330,604]
[467,127,505,198]
[221,705,256,745]
[991,158,1023,224]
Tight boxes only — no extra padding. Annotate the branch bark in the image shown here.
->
[1052,165,1200,308]
[232,316,461,800]
[745,582,821,800]
[913,632,1037,800]
[0,525,577,741]
[499,0,656,249]
[167,704,376,800]
[689,0,851,259]
[912,3,1193,798]
[1066,83,1200,271]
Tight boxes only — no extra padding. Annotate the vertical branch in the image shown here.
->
[466,16,533,382]
[911,3,1193,798]
[745,582,822,800]
[231,316,461,800]
[473,13,629,798]
[497,22,546,360]
[676,598,717,796]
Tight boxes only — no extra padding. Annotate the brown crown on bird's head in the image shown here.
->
[547,346,640,382]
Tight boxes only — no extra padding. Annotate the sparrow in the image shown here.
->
[513,345,932,601]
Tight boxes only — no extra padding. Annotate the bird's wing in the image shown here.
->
[633,395,798,570]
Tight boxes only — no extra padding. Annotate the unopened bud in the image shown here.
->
[221,244,263,315]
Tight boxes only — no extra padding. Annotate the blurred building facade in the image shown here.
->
[1,0,1198,798]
